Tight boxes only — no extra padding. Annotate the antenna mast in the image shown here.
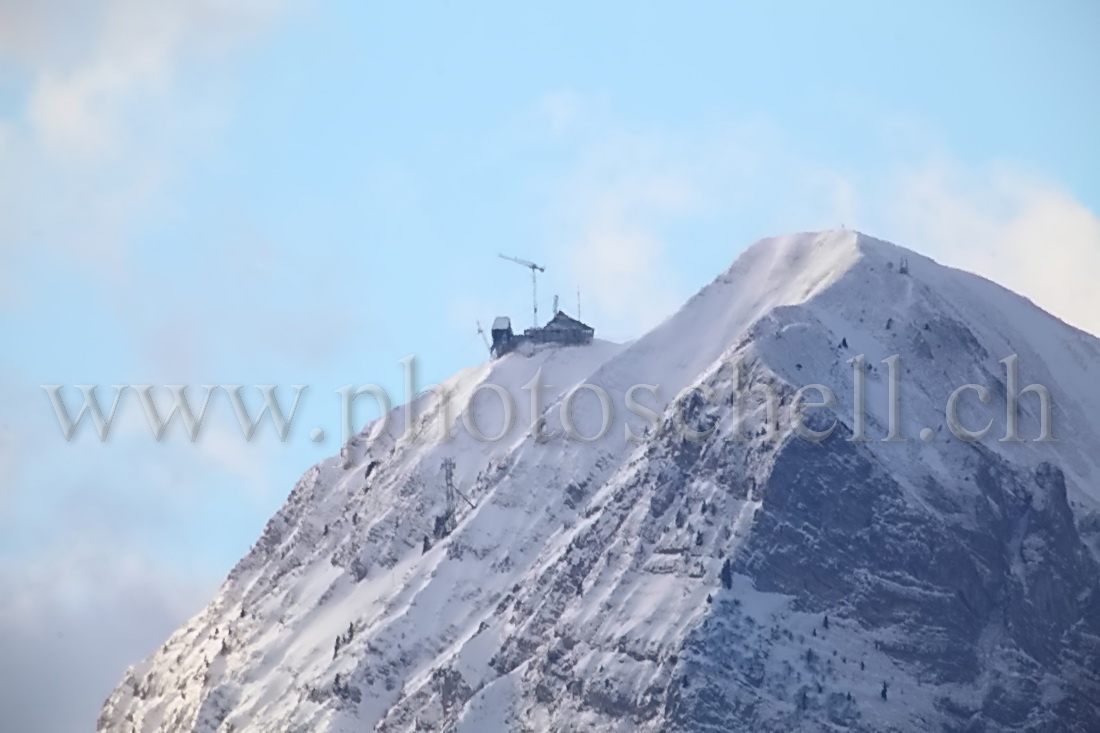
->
[498,253,546,328]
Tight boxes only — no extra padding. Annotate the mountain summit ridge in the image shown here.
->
[99,231,1100,732]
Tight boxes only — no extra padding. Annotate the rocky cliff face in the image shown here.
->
[98,231,1100,732]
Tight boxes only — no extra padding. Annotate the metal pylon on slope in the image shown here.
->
[433,458,458,538]
[442,457,457,519]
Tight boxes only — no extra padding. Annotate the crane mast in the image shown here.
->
[476,320,491,354]
[498,253,546,328]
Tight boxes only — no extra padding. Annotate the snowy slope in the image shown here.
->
[98,231,1100,733]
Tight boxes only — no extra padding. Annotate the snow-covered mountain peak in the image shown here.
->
[99,231,1100,733]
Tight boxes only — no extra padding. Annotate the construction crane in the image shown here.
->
[499,253,545,328]
[476,320,491,355]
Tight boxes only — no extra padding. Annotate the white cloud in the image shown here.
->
[0,0,282,291]
[193,422,273,496]
[533,102,882,341]
[881,161,1100,337]
[535,90,587,137]
[0,542,213,733]
[546,130,702,339]
[535,95,1100,341]
[0,0,100,71]
[568,173,695,336]
[1,0,279,158]
[0,424,18,520]
[0,371,282,732]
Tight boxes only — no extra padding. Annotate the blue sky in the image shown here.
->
[1,1,1098,730]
